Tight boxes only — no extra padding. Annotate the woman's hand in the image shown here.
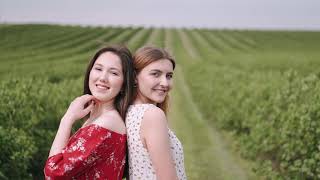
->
[62,94,96,125]
[48,94,96,157]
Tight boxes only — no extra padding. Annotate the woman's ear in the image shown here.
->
[134,75,138,87]
[133,70,138,87]
[134,81,138,88]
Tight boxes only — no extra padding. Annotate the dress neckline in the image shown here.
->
[130,103,155,107]
[80,123,127,137]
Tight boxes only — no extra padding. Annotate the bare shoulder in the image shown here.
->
[94,110,126,135]
[142,105,168,128]
[141,106,170,152]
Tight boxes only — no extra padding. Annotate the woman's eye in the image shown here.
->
[167,74,173,79]
[111,71,119,76]
[151,72,160,77]
[94,67,102,71]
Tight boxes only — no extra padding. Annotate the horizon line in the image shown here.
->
[1,21,320,32]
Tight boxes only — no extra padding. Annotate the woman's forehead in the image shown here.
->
[95,52,122,69]
[144,59,174,71]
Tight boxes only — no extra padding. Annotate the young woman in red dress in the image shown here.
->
[44,45,134,180]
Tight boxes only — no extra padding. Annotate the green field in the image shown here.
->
[1,24,320,179]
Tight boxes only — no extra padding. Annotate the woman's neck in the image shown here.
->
[90,100,115,119]
[134,95,156,105]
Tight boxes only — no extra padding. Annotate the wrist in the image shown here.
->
[60,115,75,127]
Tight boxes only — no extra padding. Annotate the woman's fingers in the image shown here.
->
[64,95,96,121]
[78,95,96,117]
[81,94,95,104]
[83,102,95,115]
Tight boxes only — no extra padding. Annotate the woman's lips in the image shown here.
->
[96,84,110,90]
[153,88,167,94]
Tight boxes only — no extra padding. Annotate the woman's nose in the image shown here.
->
[159,76,169,87]
[99,72,109,82]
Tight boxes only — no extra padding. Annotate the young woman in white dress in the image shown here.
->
[126,46,187,180]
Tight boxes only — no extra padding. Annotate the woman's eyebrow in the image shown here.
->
[149,69,162,72]
[94,63,121,70]
[150,69,174,74]
[93,63,103,67]
[109,67,121,71]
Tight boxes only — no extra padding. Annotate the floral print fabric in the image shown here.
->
[44,124,126,180]
[126,104,187,180]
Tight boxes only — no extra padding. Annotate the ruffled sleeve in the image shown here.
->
[44,124,114,179]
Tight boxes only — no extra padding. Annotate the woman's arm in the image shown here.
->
[141,107,178,180]
[48,115,73,157]
[44,123,115,179]
[48,94,95,157]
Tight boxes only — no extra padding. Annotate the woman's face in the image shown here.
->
[89,52,124,102]
[136,59,174,104]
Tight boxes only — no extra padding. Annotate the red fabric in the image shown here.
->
[44,124,126,180]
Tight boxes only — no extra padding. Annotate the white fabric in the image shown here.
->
[126,104,187,180]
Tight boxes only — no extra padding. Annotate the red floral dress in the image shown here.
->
[44,124,127,180]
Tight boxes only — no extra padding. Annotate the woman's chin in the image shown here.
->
[152,96,166,104]
[91,94,107,103]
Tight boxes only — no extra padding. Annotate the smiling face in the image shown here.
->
[136,59,174,104]
[88,52,124,103]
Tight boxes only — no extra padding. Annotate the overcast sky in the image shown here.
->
[1,0,320,30]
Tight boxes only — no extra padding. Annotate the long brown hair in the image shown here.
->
[133,45,176,114]
[83,45,135,120]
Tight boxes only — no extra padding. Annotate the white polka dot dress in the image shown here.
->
[126,104,187,180]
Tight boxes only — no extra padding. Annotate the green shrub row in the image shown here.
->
[184,60,320,179]
[0,77,81,179]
